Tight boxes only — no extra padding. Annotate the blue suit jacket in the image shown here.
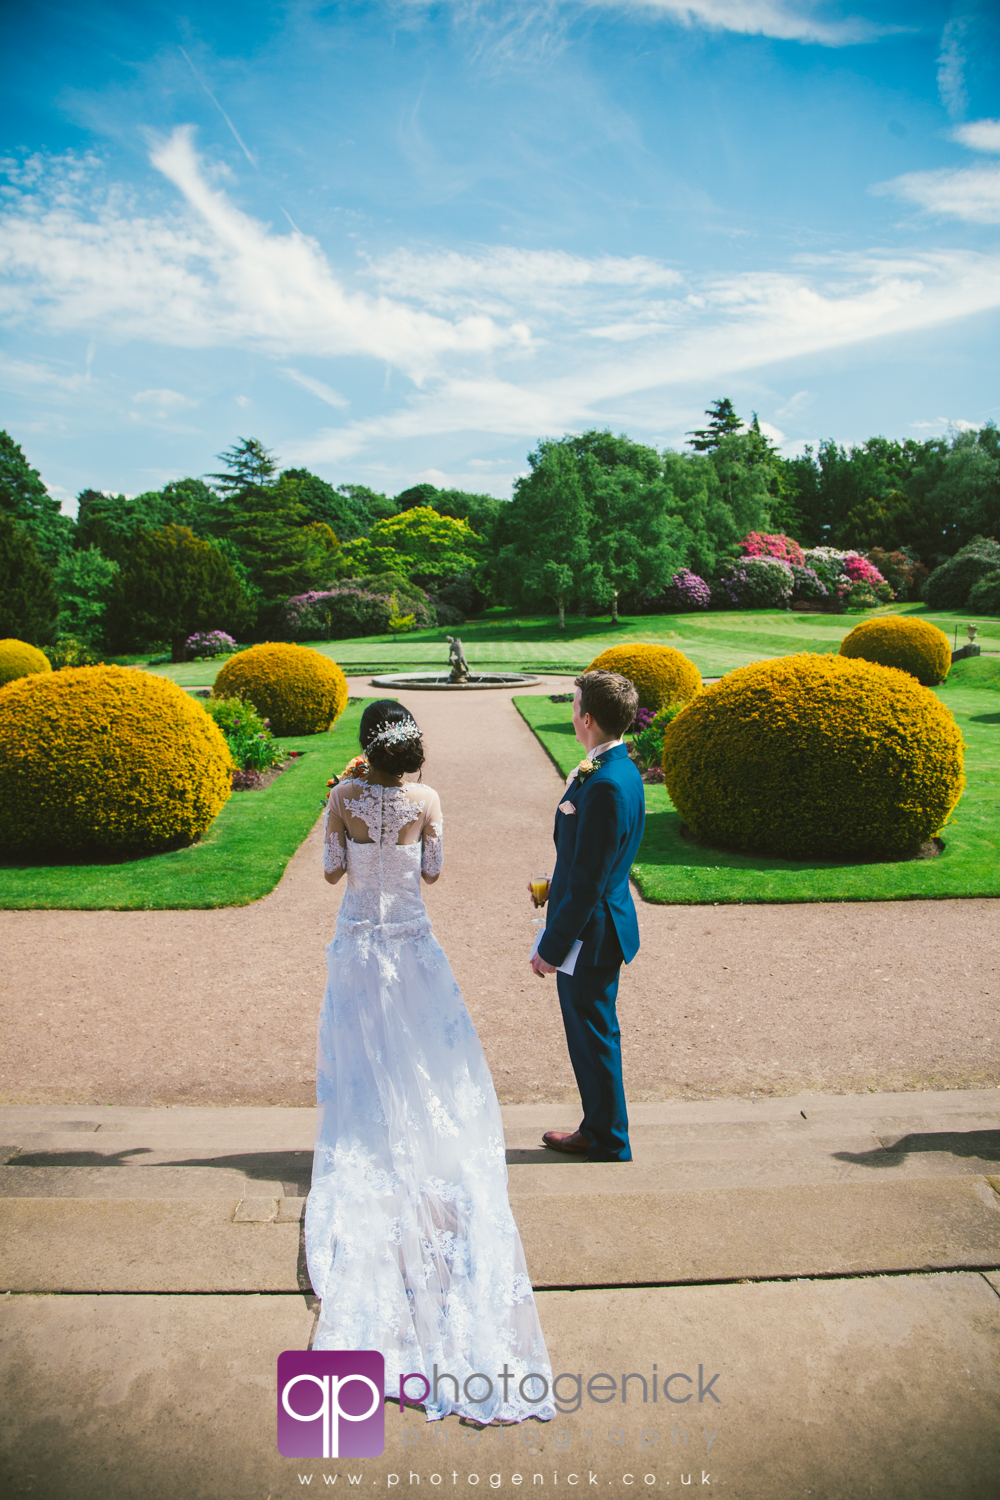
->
[537,743,646,970]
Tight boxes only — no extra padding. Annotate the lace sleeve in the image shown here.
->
[323,789,347,874]
[421,790,443,877]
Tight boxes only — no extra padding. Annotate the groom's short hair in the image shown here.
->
[575,671,639,738]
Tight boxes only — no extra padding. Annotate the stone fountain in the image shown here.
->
[371,635,541,691]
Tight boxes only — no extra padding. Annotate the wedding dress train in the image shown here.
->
[305,779,555,1424]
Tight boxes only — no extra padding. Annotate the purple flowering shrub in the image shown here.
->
[789,565,828,602]
[715,557,794,609]
[186,630,237,659]
[664,569,711,611]
[285,587,395,640]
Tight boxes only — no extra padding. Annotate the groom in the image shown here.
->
[530,670,645,1162]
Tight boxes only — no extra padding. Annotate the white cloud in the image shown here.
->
[954,118,1000,154]
[775,388,812,417]
[874,117,1000,224]
[605,1,886,46]
[283,368,350,408]
[234,394,251,407]
[429,1,888,49]
[937,15,968,118]
[878,164,1000,224]
[757,419,784,444]
[0,352,87,392]
[132,388,197,412]
[0,128,523,380]
[297,248,1000,462]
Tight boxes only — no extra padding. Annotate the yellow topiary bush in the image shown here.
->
[0,665,233,856]
[839,615,952,686]
[0,638,52,689]
[586,643,701,712]
[662,653,964,860]
[213,642,348,736]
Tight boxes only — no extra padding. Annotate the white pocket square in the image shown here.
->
[558,800,576,815]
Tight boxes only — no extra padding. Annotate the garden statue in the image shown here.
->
[446,635,470,684]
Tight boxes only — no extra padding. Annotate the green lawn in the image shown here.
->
[514,679,1000,905]
[0,701,371,910]
[141,603,1000,688]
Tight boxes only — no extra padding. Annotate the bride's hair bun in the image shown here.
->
[359,700,425,775]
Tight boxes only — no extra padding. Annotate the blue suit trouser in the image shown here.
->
[556,962,631,1162]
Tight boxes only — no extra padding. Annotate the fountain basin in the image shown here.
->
[370,671,542,691]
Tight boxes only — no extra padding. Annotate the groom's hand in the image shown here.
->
[530,953,557,977]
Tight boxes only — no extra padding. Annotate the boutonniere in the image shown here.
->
[575,758,599,783]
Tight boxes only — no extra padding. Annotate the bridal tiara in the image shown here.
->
[367,719,421,748]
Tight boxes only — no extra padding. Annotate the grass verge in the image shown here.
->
[141,603,1000,686]
[0,701,370,910]
[513,688,1000,905]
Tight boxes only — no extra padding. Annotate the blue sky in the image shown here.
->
[1,1,999,511]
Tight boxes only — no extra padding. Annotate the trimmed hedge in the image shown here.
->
[0,638,52,689]
[839,616,952,686]
[662,653,964,860]
[0,664,233,855]
[586,642,701,711]
[214,642,348,736]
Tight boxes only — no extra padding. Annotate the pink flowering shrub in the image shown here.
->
[842,552,886,588]
[740,532,806,566]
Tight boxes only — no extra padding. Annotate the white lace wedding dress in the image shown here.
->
[305,778,555,1424]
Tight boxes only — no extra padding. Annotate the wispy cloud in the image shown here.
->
[954,118,1000,154]
[423,1,890,51]
[132,387,197,410]
[6,135,1000,472]
[0,129,524,380]
[297,248,1000,463]
[283,368,350,408]
[604,1,888,46]
[875,117,1000,224]
[0,352,88,393]
[937,15,969,119]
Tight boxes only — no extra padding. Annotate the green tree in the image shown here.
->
[279,469,371,541]
[209,440,338,601]
[0,430,73,565]
[581,467,690,623]
[496,444,591,629]
[343,506,482,587]
[928,427,1000,549]
[340,483,397,524]
[0,514,59,645]
[104,525,252,662]
[209,437,279,495]
[687,398,743,453]
[53,546,119,647]
[75,488,177,561]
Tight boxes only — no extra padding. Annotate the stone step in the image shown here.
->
[2,1175,997,1294]
[0,1165,289,1199]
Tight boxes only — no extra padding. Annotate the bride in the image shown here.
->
[305,699,555,1425]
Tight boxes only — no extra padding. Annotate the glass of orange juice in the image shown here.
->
[530,872,550,906]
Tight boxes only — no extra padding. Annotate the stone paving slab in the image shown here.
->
[2,1274,998,1499]
[0,1199,306,1293]
[0,1166,287,1198]
[3,1176,998,1293]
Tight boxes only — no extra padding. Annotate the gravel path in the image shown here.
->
[1,676,997,1108]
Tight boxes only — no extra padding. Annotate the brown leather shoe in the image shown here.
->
[542,1129,591,1156]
